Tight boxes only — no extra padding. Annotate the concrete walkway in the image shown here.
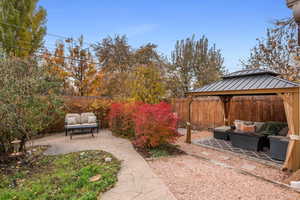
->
[30,130,176,200]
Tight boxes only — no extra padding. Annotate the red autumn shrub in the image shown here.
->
[108,103,136,138]
[133,102,180,148]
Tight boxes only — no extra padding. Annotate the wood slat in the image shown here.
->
[171,96,286,129]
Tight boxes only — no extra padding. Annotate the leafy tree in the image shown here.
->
[93,35,168,100]
[241,18,300,81]
[45,36,104,96]
[134,43,163,65]
[130,64,166,104]
[0,0,47,57]
[43,42,72,95]
[169,35,225,97]
[93,35,132,73]
[0,58,63,153]
[93,35,132,99]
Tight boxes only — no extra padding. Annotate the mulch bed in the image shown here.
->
[134,144,186,159]
[0,145,49,175]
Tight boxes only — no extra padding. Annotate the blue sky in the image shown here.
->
[39,0,292,72]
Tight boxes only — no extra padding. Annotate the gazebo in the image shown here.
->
[186,69,300,171]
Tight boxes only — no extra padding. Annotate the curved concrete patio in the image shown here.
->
[30,130,176,200]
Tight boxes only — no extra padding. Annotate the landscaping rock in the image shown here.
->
[290,181,300,189]
[241,163,256,171]
[218,156,230,161]
[201,151,210,156]
[89,174,102,182]
[105,157,112,162]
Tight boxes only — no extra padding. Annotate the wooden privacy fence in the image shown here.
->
[171,96,286,129]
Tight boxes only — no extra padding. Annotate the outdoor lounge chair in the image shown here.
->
[65,113,99,139]
[269,136,289,161]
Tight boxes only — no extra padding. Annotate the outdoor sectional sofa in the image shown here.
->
[65,113,99,139]
[213,121,289,160]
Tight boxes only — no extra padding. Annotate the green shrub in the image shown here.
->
[0,58,64,153]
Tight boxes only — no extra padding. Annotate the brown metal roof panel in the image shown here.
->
[241,76,260,90]
[220,77,241,90]
[273,80,286,88]
[233,76,254,90]
[226,77,247,90]
[213,78,237,91]
[245,76,264,89]
[257,77,274,89]
[201,82,218,92]
[195,83,212,92]
[272,76,300,87]
[195,81,220,92]
[204,79,228,91]
[282,82,295,88]
[249,75,270,89]
[264,78,280,89]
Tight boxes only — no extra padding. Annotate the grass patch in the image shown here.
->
[0,149,121,200]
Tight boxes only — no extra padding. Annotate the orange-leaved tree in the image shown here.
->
[45,36,106,96]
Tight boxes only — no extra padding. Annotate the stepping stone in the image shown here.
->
[211,160,230,168]
[241,163,256,171]
[218,156,230,160]
[201,151,210,156]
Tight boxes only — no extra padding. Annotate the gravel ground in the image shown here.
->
[147,130,300,200]
[178,130,291,182]
[149,155,300,200]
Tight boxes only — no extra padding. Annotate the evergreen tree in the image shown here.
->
[0,0,47,57]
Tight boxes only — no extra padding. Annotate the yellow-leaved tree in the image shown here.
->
[130,64,166,104]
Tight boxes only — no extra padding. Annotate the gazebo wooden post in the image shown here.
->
[186,96,193,144]
[280,90,300,171]
[219,96,232,126]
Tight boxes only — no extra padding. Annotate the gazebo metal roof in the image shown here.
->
[189,69,300,96]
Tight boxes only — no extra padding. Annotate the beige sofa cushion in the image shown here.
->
[81,113,96,123]
[67,117,77,125]
[88,116,97,123]
[65,113,81,124]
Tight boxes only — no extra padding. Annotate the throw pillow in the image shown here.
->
[88,116,97,124]
[278,127,289,137]
[254,122,265,132]
[67,117,77,125]
[234,120,243,131]
[241,124,255,132]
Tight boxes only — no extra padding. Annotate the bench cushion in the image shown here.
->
[81,113,96,123]
[88,116,97,123]
[65,123,98,129]
[65,114,81,124]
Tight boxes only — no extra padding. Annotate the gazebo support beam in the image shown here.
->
[186,96,193,144]
[279,91,300,171]
[219,96,233,126]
